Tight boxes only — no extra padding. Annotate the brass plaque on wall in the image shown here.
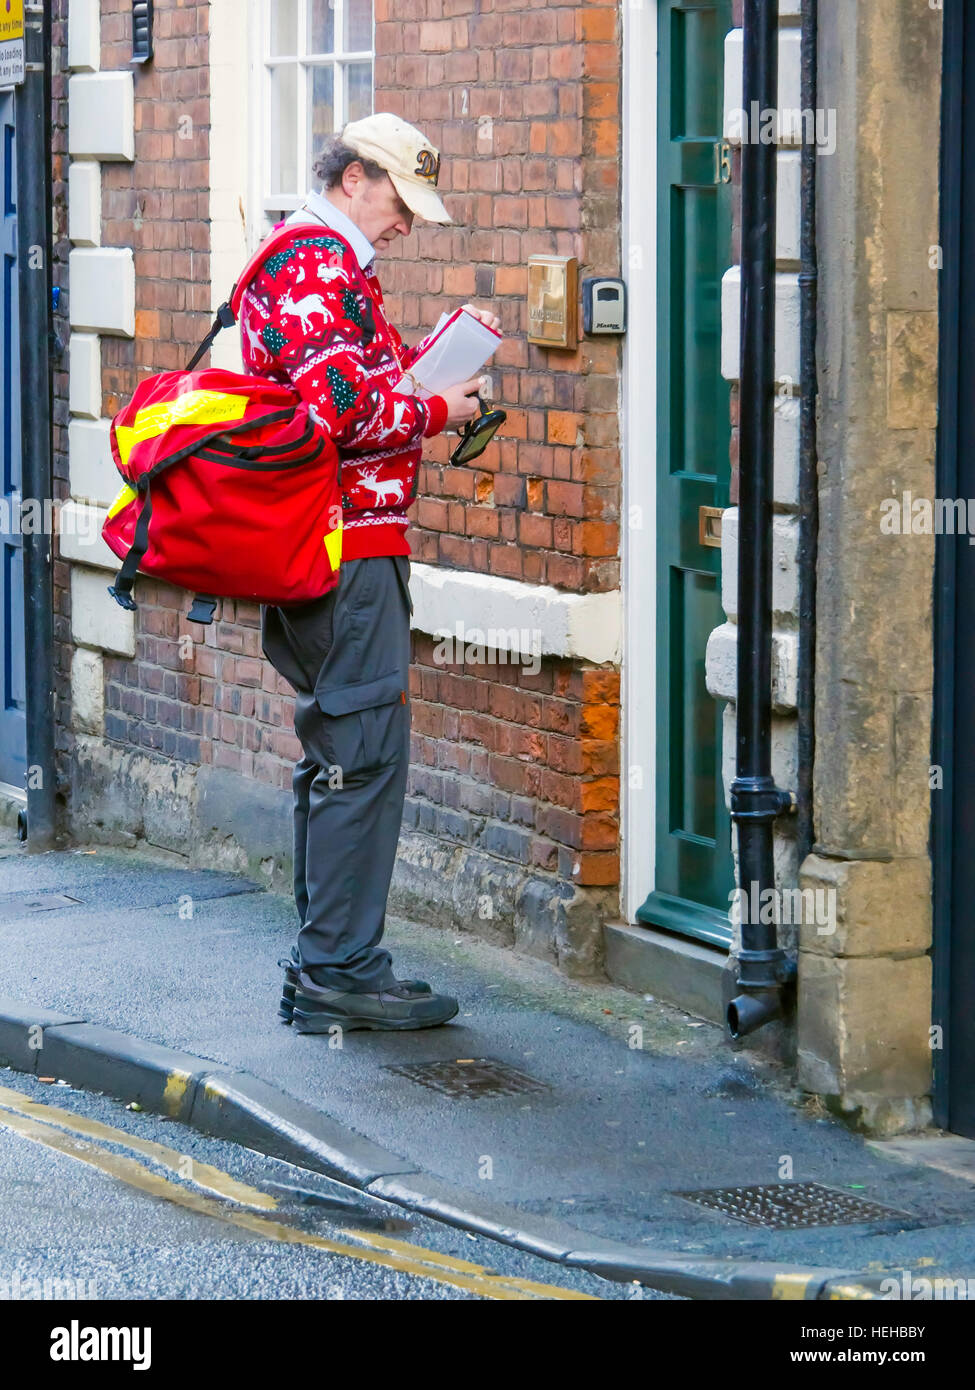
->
[527,255,578,349]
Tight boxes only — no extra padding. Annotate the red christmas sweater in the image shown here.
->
[238,224,448,560]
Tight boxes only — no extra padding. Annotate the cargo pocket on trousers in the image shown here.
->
[315,670,408,775]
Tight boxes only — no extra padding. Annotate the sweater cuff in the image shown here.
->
[422,395,449,438]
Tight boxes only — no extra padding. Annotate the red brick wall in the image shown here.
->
[56,1,303,795]
[99,0,211,402]
[94,2,210,774]
[376,0,623,595]
[54,0,625,898]
[406,642,620,886]
[376,0,624,890]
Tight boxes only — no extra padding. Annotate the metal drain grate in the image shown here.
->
[385,1058,549,1099]
[673,1182,914,1230]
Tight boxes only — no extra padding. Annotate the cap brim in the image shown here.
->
[388,170,453,225]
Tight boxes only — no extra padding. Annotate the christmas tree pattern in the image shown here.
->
[294,235,347,257]
[326,364,357,415]
[261,323,288,354]
[263,248,296,278]
[342,288,364,330]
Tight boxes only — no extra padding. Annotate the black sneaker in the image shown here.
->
[291,971,459,1034]
[277,948,432,1024]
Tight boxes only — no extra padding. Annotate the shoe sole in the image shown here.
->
[279,965,435,1026]
[279,966,298,1024]
[291,1000,459,1034]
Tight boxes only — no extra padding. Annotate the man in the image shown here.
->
[238,113,500,1035]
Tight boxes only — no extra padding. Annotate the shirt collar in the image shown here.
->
[289,190,376,273]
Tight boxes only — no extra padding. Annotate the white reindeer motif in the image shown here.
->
[384,398,410,438]
[354,465,406,507]
[241,311,270,364]
[317,264,345,286]
[279,291,334,335]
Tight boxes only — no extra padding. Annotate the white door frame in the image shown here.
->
[620,0,659,924]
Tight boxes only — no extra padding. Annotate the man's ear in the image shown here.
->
[341,160,364,197]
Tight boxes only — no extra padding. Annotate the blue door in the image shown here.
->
[0,91,25,789]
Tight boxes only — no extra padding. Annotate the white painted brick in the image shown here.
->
[71,648,105,736]
[71,566,135,657]
[68,73,134,162]
[721,267,801,385]
[59,501,117,572]
[724,28,804,146]
[720,509,799,622]
[777,149,801,264]
[705,621,798,712]
[721,703,799,809]
[67,0,100,72]
[69,248,135,337]
[409,561,622,665]
[773,395,800,507]
[69,418,118,507]
[68,334,101,420]
[68,162,101,246]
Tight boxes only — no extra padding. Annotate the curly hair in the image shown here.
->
[312,135,387,189]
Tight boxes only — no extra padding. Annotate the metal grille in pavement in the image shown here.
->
[385,1058,550,1099]
[673,1181,915,1230]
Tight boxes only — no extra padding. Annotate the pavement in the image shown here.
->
[2,825,975,1299]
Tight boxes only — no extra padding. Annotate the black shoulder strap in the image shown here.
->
[185,301,236,372]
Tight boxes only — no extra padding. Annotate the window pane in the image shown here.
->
[345,0,372,52]
[346,61,373,123]
[308,65,335,185]
[309,0,335,55]
[269,64,298,195]
[270,0,299,56]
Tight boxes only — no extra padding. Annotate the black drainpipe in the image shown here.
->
[16,2,58,851]
[796,0,819,866]
[727,0,796,1038]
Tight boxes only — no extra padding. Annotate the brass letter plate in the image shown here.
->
[527,255,578,349]
[699,506,723,548]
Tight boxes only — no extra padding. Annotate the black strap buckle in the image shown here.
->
[187,595,219,625]
[107,585,138,612]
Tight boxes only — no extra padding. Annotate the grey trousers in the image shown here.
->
[260,554,413,993]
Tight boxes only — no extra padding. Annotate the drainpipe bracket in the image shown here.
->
[730,776,795,822]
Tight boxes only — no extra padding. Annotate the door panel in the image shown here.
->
[637,0,734,949]
[0,90,25,789]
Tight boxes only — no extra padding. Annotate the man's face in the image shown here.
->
[342,163,415,251]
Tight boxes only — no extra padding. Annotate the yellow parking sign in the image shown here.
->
[0,0,23,43]
[0,0,24,85]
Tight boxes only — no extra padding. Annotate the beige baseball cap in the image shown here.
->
[341,112,452,225]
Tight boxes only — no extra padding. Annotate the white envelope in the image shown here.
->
[392,307,502,398]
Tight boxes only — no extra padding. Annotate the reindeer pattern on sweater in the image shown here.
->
[238,225,448,560]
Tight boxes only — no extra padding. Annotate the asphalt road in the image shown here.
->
[0,1068,659,1302]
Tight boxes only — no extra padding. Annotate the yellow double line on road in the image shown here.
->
[0,1083,596,1300]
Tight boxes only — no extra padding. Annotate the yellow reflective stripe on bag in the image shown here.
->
[106,482,139,521]
[115,390,250,467]
[324,520,342,572]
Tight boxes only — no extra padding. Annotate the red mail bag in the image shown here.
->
[102,224,342,624]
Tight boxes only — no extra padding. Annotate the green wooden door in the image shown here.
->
[637,0,735,949]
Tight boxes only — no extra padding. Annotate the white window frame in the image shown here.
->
[259,0,375,224]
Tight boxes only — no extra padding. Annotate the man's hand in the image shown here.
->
[461,303,502,334]
[441,377,483,429]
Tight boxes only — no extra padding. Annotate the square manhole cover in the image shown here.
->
[673,1182,914,1230]
[385,1058,549,1099]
